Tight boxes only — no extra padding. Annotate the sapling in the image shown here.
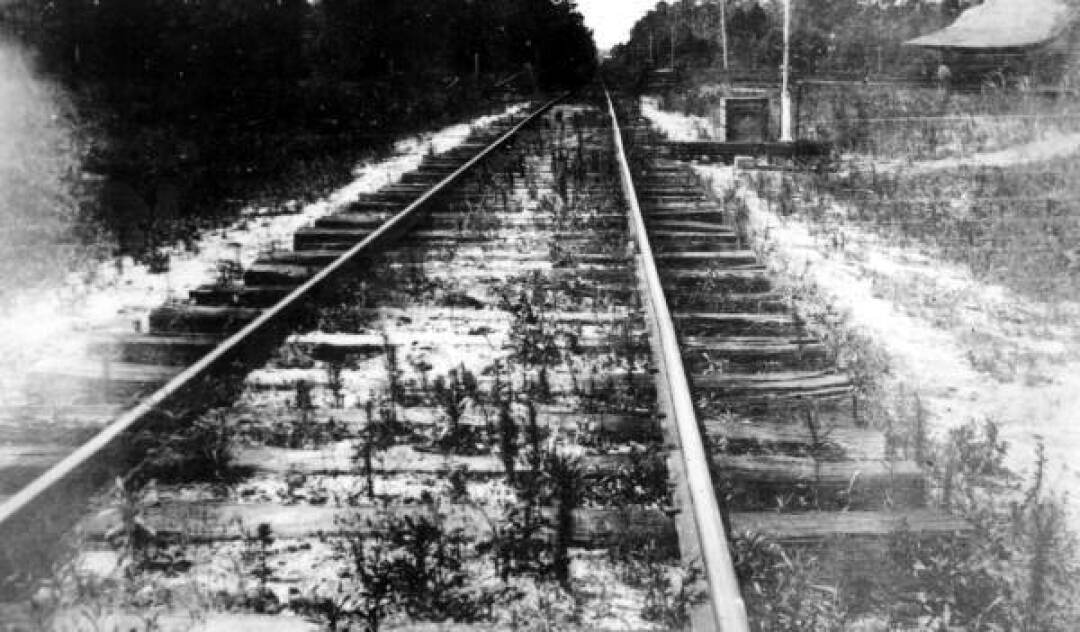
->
[533,365,552,402]
[545,451,584,589]
[459,363,479,400]
[246,522,278,613]
[913,392,926,464]
[341,528,396,632]
[803,403,822,456]
[433,368,486,454]
[448,465,469,502]
[641,563,706,629]
[498,398,519,484]
[132,409,237,484]
[410,356,432,392]
[382,332,400,425]
[105,477,156,574]
[363,400,375,500]
[525,399,543,468]
[481,501,551,583]
[326,359,346,409]
[293,379,314,422]
[433,372,464,435]
[1027,497,1059,630]
[487,359,504,436]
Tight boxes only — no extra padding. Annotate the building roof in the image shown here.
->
[906,0,1074,50]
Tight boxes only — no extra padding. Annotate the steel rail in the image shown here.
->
[0,96,562,552]
[605,90,750,632]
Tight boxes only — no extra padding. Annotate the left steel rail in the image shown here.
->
[0,96,562,581]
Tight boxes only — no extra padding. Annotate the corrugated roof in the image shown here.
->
[906,0,1074,49]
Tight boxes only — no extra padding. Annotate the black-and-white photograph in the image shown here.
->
[0,1,1076,629]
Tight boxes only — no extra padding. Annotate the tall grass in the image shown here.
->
[762,149,1080,302]
[797,82,1080,159]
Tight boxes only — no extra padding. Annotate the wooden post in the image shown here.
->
[719,0,730,71]
[669,18,676,69]
[780,0,793,141]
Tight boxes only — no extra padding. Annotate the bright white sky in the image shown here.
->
[575,0,660,52]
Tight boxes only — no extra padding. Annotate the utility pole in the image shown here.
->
[669,16,676,69]
[719,0,729,71]
[780,0,793,141]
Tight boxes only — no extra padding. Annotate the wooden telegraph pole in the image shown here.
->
[780,0,793,141]
[669,15,675,69]
[719,0,729,71]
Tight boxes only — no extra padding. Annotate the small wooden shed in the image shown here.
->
[905,0,1080,85]
[724,97,770,142]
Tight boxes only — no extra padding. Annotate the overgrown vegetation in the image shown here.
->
[129,408,240,484]
[304,509,519,630]
[692,129,1080,628]
[885,423,1080,631]
[728,422,1080,629]
[795,83,1080,158]
[756,152,1080,303]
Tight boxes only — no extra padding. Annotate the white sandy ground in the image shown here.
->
[641,99,1080,524]
[869,130,1080,174]
[640,96,716,141]
[0,104,528,406]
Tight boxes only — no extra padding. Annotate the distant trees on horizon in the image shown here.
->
[1,0,597,117]
[606,0,946,81]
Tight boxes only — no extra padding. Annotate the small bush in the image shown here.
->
[131,409,238,484]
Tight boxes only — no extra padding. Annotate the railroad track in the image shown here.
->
[612,94,971,627]
[0,92,968,631]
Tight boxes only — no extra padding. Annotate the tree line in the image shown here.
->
[0,0,596,258]
[2,0,595,119]
[605,0,953,84]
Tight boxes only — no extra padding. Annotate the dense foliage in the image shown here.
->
[0,0,596,259]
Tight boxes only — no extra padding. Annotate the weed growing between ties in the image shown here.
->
[605,524,704,629]
[429,366,487,455]
[726,419,1080,630]
[128,408,241,485]
[298,510,521,630]
[730,531,846,631]
[882,424,1080,631]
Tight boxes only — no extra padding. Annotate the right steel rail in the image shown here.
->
[605,90,750,632]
